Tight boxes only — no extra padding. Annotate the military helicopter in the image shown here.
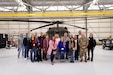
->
[30,20,87,38]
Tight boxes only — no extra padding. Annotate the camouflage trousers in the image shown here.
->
[79,48,87,61]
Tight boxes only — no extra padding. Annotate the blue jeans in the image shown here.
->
[30,48,37,62]
[50,51,55,62]
[60,52,65,59]
[18,44,24,58]
[70,51,75,61]
[24,46,29,58]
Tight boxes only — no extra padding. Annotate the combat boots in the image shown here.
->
[85,57,87,62]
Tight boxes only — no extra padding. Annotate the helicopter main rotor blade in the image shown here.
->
[0,19,52,23]
[64,23,88,30]
[30,23,55,31]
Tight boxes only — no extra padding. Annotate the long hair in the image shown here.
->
[31,34,36,42]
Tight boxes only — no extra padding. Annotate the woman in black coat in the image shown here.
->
[87,33,96,61]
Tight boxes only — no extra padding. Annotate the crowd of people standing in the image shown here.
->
[18,30,96,65]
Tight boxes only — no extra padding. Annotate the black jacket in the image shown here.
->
[29,39,37,49]
[88,37,96,49]
[23,37,31,48]
[38,36,45,48]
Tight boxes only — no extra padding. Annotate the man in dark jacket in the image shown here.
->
[87,33,96,61]
[38,32,45,61]
[23,33,30,59]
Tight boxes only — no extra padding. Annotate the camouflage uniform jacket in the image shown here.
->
[78,37,89,49]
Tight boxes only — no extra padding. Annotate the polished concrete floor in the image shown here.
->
[0,46,113,75]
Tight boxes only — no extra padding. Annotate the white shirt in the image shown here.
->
[56,38,60,45]
[78,35,81,39]
[74,40,77,50]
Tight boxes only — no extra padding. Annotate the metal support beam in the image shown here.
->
[83,0,93,12]
[28,22,30,36]
[22,0,32,13]
[85,17,88,38]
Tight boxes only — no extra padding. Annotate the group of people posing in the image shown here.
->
[18,30,96,65]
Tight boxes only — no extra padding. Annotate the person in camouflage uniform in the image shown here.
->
[79,33,88,62]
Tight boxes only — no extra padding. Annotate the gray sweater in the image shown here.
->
[18,37,23,46]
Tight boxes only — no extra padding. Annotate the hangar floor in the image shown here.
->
[0,46,113,75]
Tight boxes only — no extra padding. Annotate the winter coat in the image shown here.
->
[68,40,76,56]
[29,39,37,49]
[88,37,96,49]
[23,36,30,48]
[47,40,57,55]
[69,40,76,50]
[78,37,88,49]
[58,41,66,53]
[38,36,45,48]
[43,38,49,53]
[36,38,40,48]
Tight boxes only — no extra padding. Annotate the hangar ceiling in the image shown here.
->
[0,0,112,18]
[0,0,112,12]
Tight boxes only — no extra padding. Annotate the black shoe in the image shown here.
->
[70,61,74,63]
[66,58,68,60]
[91,59,93,62]
[35,59,39,62]
[31,60,34,63]
[56,57,59,60]
[75,58,78,61]
[87,58,90,60]
[75,58,76,60]
[40,59,42,61]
